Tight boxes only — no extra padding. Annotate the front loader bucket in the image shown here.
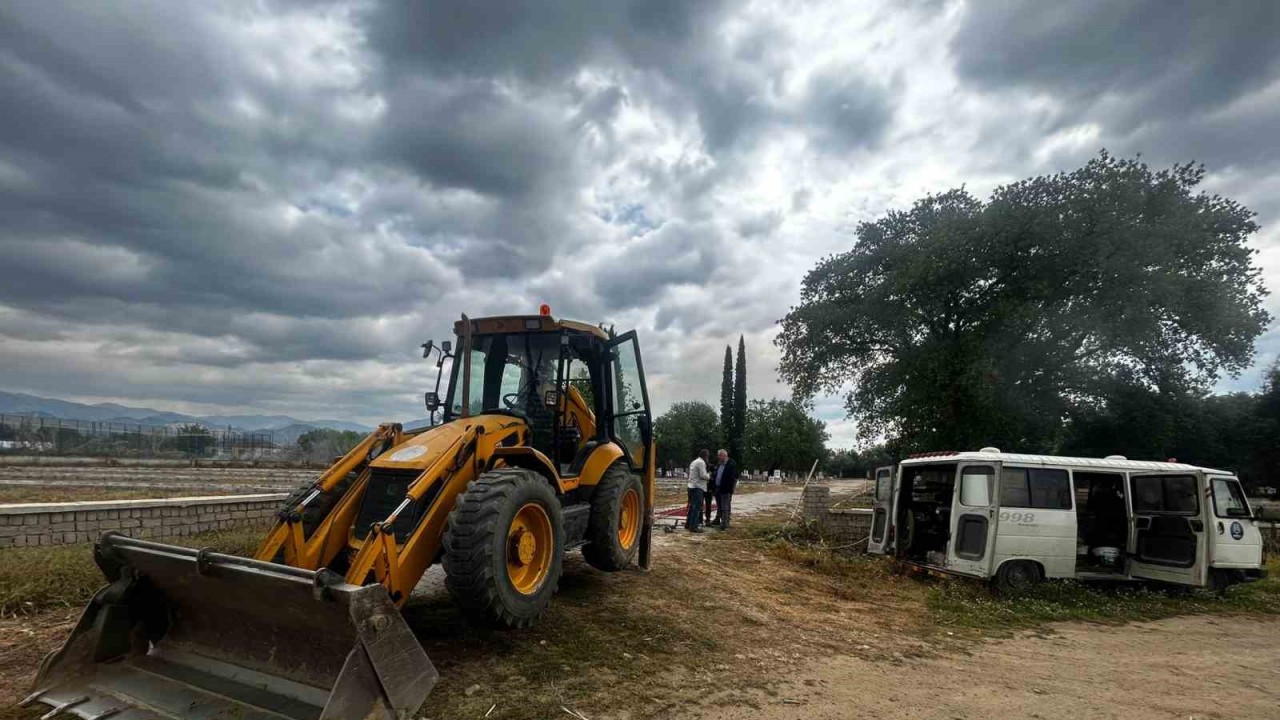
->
[24,533,437,720]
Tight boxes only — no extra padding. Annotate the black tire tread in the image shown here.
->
[443,467,563,628]
[582,462,643,571]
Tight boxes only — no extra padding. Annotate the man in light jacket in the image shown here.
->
[686,449,710,533]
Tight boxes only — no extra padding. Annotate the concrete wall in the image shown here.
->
[800,484,873,552]
[0,493,288,548]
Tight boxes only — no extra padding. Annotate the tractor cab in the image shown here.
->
[429,311,652,479]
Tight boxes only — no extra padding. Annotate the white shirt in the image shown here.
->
[687,457,710,489]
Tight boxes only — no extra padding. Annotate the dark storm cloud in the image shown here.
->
[592,221,724,310]
[950,1,1280,170]
[361,0,727,82]
[2,0,1271,425]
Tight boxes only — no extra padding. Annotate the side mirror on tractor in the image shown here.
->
[424,391,441,412]
[421,340,434,358]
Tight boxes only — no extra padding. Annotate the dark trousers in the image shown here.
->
[704,487,717,523]
[686,487,704,530]
[716,493,733,528]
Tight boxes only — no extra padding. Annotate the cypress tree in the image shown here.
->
[720,346,734,451]
[732,335,747,463]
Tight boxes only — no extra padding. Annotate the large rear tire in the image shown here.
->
[443,468,564,628]
[582,462,644,572]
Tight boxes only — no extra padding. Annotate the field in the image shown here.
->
[0,461,316,502]
[3,484,1278,720]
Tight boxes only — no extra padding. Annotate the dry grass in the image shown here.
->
[0,527,264,615]
[747,515,1280,638]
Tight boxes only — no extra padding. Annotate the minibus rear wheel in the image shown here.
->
[993,560,1042,595]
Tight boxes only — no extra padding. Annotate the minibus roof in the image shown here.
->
[899,451,1234,477]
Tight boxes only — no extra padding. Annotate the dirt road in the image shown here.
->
[702,614,1280,720]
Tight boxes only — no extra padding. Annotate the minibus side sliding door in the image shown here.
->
[1127,471,1207,586]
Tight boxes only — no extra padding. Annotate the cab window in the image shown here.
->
[1211,478,1251,518]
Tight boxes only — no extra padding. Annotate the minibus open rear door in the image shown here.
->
[867,465,895,555]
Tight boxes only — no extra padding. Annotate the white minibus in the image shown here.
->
[868,449,1268,591]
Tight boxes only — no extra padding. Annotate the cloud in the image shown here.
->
[0,0,1275,435]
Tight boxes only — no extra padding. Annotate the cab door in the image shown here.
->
[1127,471,1207,586]
[605,331,652,473]
[946,463,998,577]
[1207,476,1264,570]
[867,465,895,555]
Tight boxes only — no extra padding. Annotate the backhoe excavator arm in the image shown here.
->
[254,423,403,568]
[344,425,482,603]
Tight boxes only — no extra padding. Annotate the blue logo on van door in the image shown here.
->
[1230,521,1244,540]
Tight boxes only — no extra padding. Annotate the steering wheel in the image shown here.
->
[502,392,522,410]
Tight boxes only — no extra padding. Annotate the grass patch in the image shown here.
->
[405,563,726,720]
[748,518,1280,636]
[928,560,1280,633]
[0,527,265,614]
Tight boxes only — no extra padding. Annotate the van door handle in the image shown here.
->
[1189,519,1204,532]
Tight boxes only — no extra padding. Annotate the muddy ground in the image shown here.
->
[2,485,1276,719]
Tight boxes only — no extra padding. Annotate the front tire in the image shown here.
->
[443,468,564,628]
[583,462,644,571]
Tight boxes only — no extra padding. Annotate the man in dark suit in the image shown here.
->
[712,448,738,529]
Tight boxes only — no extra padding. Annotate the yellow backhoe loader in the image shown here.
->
[26,310,656,720]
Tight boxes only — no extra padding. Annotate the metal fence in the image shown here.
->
[0,414,277,458]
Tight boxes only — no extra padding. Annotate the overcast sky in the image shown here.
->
[1,0,1277,447]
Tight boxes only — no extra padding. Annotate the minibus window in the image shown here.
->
[959,466,993,506]
[1131,474,1198,515]
[1211,478,1250,518]
[1000,468,1071,509]
[875,469,892,502]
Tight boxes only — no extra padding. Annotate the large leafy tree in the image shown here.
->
[742,399,829,474]
[653,401,722,471]
[778,153,1270,451]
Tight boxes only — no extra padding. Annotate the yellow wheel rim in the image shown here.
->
[618,487,641,550]
[506,503,553,595]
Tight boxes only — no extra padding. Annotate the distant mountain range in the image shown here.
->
[0,391,372,443]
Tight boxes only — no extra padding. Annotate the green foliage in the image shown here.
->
[824,445,893,477]
[719,346,733,451]
[653,401,721,470]
[778,153,1271,451]
[742,399,829,473]
[1064,365,1280,493]
[162,423,215,455]
[732,336,747,462]
[297,428,364,461]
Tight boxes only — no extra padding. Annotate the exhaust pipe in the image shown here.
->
[24,532,437,720]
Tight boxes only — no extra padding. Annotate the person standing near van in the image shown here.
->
[713,448,738,529]
[686,449,710,533]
